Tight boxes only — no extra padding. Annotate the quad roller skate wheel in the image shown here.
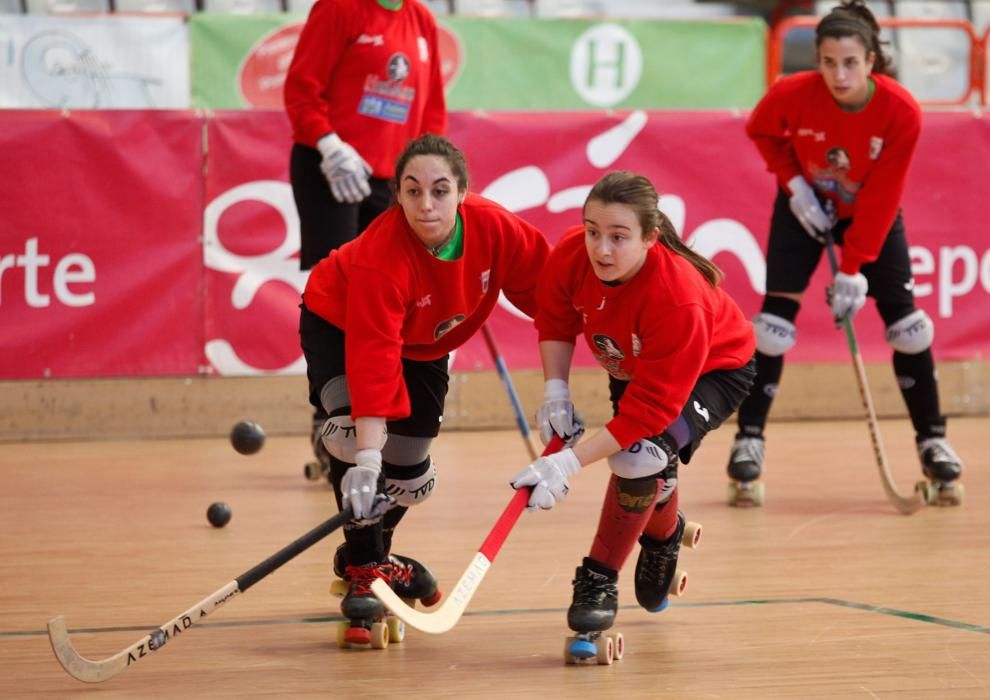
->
[682,521,703,549]
[915,479,964,506]
[728,480,765,507]
[304,461,326,481]
[329,579,349,598]
[336,620,390,649]
[563,632,624,665]
[668,568,688,597]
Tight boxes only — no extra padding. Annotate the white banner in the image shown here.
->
[0,15,189,108]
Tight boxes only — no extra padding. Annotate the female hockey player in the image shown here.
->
[301,134,550,646]
[510,171,756,660]
[725,0,964,505]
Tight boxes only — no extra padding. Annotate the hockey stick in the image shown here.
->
[370,436,564,633]
[48,506,355,683]
[480,324,539,461]
[823,234,924,514]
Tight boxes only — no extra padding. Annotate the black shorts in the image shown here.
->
[765,189,915,323]
[299,305,449,439]
[609,357,756,464]
[290,143,394,271]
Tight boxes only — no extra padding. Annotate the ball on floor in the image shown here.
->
[230,420,266,455]
[207,501,232,528]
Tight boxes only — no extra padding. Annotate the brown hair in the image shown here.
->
[816,0,892,75]
[393,133,469,193]
[584,171,722,287]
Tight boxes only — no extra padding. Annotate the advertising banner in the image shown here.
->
[0,15,190,108]
[189,14,765,110]
[1,109,987,380]
[0,110,204,378]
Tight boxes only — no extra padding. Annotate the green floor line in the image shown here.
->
[6,597,987,639]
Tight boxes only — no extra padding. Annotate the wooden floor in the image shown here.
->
[2,417,988,699]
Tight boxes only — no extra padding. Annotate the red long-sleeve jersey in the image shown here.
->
[746,71,921,274]
[284,0,447,178]
[304,193,550,420]
[537,227,755,448]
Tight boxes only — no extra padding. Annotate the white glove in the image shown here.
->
[510,448,582,511]
[317,133,372,204]
[829,271,868,320]
[787,175,833,243]
[341,448,382,520]
[535,379,584,447]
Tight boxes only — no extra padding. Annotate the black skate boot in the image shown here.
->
[337,561,393,648]
[334,544,441,606]
[726,434,765,507]
[634,512,699,613]
[303,410,331,482]
[564,559,624,664]
[915,437,964,505]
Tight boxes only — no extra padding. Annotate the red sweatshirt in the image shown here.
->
[537,226,755,448]
[304,193,550,420]
[746,71,921,274]
[284,0,447,178]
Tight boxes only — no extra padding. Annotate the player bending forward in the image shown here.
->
[510,172,755,660]
[301,134,550,646]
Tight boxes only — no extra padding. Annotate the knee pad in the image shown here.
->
[384,457,437,507]
[886,310,934,355]
[608,434,676,479]
[753,312,796,357]
[614,476,659,513]
[381,433,433,467]
[318,375,386,462]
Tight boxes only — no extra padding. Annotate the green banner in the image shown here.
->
[442,18,766,110]
[190,14,766,110]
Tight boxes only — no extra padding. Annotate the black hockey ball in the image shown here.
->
[207,501,232,528]
[230,420,265,455]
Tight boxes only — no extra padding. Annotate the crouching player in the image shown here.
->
[301,134,550,646]
[510,172,755,660]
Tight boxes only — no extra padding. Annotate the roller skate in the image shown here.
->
[726,435,765,507]
[330,561,398,649]
[303,411,331,482]
[333,543,442,607]
[634,512,702,613]
[914,437,964,506]
[563,559,624,666]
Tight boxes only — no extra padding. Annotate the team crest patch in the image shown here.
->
[435,314,465,340]
[592,334,624,361]
[869,136,883,160]
[388,53,411,81]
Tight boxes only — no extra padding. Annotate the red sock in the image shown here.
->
[589,474,660,571]
[642,485,679,541]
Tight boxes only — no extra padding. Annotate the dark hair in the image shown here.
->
[816,0,892,75]
[584,171,722,287]
[393,133,469,193]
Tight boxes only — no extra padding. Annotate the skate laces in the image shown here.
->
[917,437,961,466]
[388,556,414,586]
[343,562,392,595]
[638,516,683,589]
[731,436,764,465]
[572,568,615,607]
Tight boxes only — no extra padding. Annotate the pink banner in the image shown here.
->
[201,110,308,376]
[2,109,987,380]
[0,110,204,378]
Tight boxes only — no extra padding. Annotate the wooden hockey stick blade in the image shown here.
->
[48,507,354,682]
[847,340,925,515]
[371,437,565,633]
[821,233,924,514]
[371,488,528,633]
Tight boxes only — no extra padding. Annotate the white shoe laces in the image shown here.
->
[917,437,961,466]
[731,437,765,465]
